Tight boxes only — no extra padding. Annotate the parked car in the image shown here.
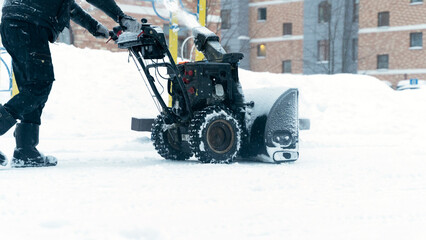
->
[396,79,426,91]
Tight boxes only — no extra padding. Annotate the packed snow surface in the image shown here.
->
[1,44,426,240]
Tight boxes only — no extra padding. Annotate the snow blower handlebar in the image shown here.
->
[111,19,193,123]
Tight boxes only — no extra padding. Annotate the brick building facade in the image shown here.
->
[249,0,305,74]
[357,0,426,86]
[243,0,426,86]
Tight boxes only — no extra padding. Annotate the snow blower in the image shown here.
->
[111,19,307,163]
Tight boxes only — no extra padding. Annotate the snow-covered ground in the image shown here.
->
[1,44,426,239]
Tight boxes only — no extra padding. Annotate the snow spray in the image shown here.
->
[158,0,202,29]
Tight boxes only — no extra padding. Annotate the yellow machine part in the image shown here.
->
[168,0,207,106]
[195,0,206,61]
[168,12,179,107]
[169,12,179,63]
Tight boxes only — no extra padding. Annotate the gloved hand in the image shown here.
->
[93,23,109,39]
[120,15,141,32]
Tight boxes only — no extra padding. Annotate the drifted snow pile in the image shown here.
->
[240,70,426,149]
[0,44,426,239]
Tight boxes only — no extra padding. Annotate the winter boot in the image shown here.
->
[11,123,57,168]
[1,104,17,166]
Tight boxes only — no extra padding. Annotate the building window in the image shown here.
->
[411,0,423,4]
[353,0,359,22]
[283,23,293,36]
[318,40,330,61]
[318,1,331,23]
[220,9,231,29]
[257,44,266,57]
[258,8,267,21]
[378,11,390,27]
[410,32,423,47]
[352,38,358,61]
[377,54,389,69]
[282,60,292,73]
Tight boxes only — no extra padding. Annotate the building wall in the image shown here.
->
[249,0,304,73]
[250,40,304,73]
[359,0,426,28]
[358,0,426,86]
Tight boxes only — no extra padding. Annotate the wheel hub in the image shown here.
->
[206,119,235,154]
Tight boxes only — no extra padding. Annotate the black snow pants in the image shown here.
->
[0,20,54,125]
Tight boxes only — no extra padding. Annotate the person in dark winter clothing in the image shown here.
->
[0,0,141,167]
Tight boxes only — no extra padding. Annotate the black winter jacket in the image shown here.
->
[1,0,125,42]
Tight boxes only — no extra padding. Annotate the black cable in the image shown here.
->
[151,59,165,95]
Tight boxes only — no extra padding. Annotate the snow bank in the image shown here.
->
[239,70,426,148]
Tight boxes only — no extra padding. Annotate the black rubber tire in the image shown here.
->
[151,114,192,161]
[189,106,242,163]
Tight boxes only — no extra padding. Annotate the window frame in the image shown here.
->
[352,38,358,61]
[353,0,359,22]
[377,54,389,70]
[257,8,267,21]
[220,9,231,30]
[410,0,423,4]
[378,11,390,27]
[410,32,423,48]
[318,1,331,23]
[317,40,330,62]
[257,44,266,58]
[282,60,292,73]
[283,23,293,36]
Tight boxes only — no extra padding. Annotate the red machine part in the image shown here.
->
[188,87,196,94]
